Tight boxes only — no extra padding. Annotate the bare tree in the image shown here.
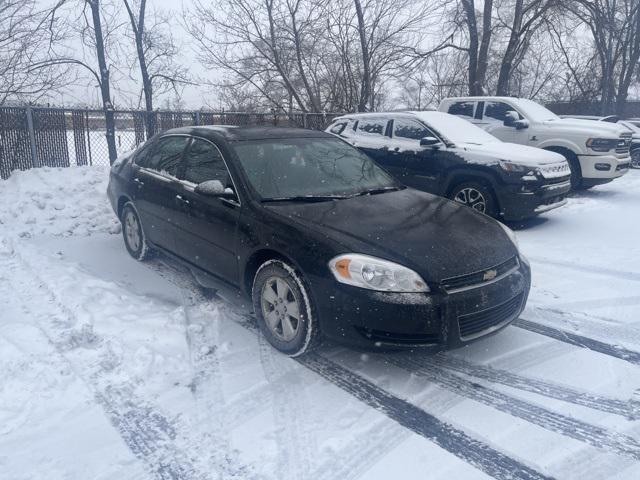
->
[494,0,558,95]
[34,0,120,162]
[458,0,493,95]
[568,0,640,114]
[0,0,70,105]
[186,0,434,113]
[123,0,190,137]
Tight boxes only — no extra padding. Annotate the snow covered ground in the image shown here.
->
[1,166,640,480]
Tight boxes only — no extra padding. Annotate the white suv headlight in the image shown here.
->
[328,254,429,293]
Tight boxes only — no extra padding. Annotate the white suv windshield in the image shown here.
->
[515,99,559,122]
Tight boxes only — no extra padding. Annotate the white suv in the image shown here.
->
[439,97,631,189]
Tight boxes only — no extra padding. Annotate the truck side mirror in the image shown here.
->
[420,136,441,148]
[503,111,519,127]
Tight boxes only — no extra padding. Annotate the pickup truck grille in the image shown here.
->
[616,133,632,155]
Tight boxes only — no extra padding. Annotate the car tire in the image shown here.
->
[448,181,498,218]
[252,260,321,357]
[121,202,152,261]
[631,149,640,169]
[547,148,582,190]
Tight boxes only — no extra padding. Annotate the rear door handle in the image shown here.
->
[175,194,190,206]
[134,177,144,186]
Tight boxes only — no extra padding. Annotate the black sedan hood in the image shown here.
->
[265,188,517,283]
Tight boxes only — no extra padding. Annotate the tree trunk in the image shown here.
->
[476,0,493,93]
[89,0,117,164]
[124,0,155,138]
[462,0,480,95]
[496,0,522,95]
[354,0,371,111]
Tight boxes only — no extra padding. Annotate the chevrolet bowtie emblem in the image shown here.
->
[483,269,498,281]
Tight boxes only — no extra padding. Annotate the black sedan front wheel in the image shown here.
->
[252,260,320,356]
[121,202,151,261]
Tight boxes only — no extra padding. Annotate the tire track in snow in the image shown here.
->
[4,243,246,480]
[154,259,320,480]
[430,354,640,419]
[515,318,640,366]
[257,332,318,480]
[298,353,555,480]
[148,259,555,479]
[232,316,552,480]
[388,354,640,461]
[530,257,640,283]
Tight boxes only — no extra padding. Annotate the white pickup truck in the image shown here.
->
[439,97,631,189]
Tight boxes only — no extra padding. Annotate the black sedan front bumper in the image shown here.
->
[310,255,531,351]
[498,178,571,221]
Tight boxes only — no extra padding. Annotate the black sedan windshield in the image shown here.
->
[232,137,397,200]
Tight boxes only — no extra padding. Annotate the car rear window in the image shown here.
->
[448,101,475,118]
[356,119,387,136]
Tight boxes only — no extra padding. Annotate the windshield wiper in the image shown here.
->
[351,186,403,197]
[261,195,350,203]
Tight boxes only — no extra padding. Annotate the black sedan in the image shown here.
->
[107,126,531,356]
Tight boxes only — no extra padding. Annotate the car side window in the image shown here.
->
[448,101,475,118]
[484,102,522,123]
[133,140,155,166]
[181,138,231,186]
[142,136,188,176]
[393,118,434,141]
[356,119,387,136]
[329,121,348,135]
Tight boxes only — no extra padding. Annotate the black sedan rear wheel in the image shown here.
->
[252,260,320,356]
[121,202,151,261]
[449,181,498,218]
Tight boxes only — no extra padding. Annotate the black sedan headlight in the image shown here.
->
[329,254,430,293]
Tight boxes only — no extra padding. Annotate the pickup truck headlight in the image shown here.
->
[328,254,429,293]
[586,138,618,152]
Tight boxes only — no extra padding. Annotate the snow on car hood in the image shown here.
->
[458,141,565,167]
[543,118,628,137]
[266,188,517,282]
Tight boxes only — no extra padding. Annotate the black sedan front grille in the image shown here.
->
[356,327,440,345]
[441,256,519,292]
[458,293,523,340]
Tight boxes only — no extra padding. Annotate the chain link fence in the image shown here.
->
[0,107,343,180]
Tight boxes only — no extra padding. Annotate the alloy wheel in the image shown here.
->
[261,276,301,341]
[454,187,487,213]
[124,210,141,252]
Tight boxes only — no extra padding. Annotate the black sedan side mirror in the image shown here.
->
[420,136,441,148]
[194,180,235,198]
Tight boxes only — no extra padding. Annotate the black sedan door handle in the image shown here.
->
[175,194,190,206]
[134,177,144,186]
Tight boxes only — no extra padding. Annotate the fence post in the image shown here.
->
[302,112,307,129]
[195,111,201,126]
[25,106,39,168]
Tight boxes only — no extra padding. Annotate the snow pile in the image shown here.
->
[0,166,120,239]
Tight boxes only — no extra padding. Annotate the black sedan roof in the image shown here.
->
[163,125,334,142]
